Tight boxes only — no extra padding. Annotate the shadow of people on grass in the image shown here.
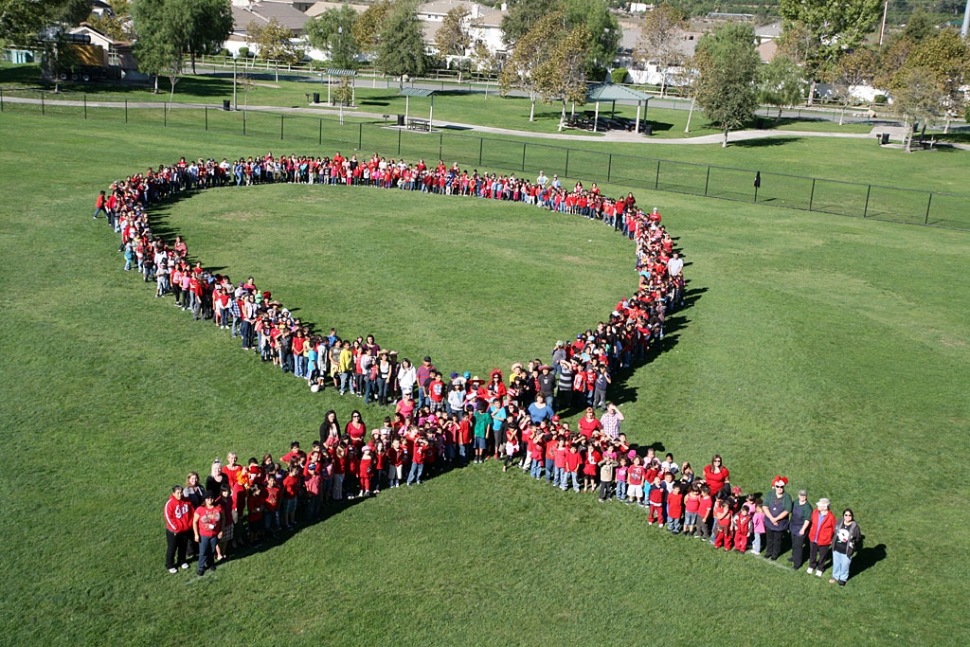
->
[850,540,886,577]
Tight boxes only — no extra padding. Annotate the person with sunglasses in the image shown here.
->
[831,509,862,586]
[762,476,793,561]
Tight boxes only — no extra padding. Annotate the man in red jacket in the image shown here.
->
[164,485,194,574]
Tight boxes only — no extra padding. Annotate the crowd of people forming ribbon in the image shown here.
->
[91,150,862,587]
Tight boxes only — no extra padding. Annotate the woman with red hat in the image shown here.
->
[762,476,793,561]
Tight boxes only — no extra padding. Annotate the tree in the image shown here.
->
[500,0,559,47]
[890,67,944,152]
[502,0,619,73]
[248,18,303,69]
[634,4,688,98]
[757,55,805,119]
[902,28,970,134]
[306,4,360,69]
[132,0,189,100]
[352,0,392,55]
[132,0,231,97]
[375,1,430,83]
[563,0,620,72]
[434,5,470,57]
[693,22,760,147]
[828,48,877,124]
[541,24,592,130]
[499,11,565,121]
[778,0,881,104]
[185,0,232,73]
[86,0,135,42]
[0,0,89,87]
[0,0,89,48]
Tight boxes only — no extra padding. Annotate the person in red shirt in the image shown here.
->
[627,456,646,505]
[247,483,265,546]
[428,372,446,413]
[358,446,374,496]
[666,483,684,534]
[387,438,406,488]
[562,444,582,492]
[263,473,281,535]
[577,408,602,439]
[164,485,193,573]
[647,475,666,525]
[193,491,223,576]
[713,496,734,550]
[733,505,751,552]
[703,454,730,498]
[407,437,428,486]
[281,466,301,530]
[697,485,714,541]
[808,498,837,577]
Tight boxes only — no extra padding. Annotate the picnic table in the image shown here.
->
[407,117,431,132]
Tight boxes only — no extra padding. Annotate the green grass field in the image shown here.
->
[1,113,969,645]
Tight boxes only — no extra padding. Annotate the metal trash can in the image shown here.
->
[223,99,231,111]
[312,92,320,104]
[397,114,405,127]
[643,125,652,136]
[880,133,889,145]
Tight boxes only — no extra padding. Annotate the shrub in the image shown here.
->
[611,67,629,84]
[238,47,250,59]
[873,94,888,105]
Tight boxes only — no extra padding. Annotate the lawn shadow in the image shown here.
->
[731,137,801,148]
[850,540,887,577]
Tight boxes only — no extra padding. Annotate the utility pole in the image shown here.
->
[879,0,889,46]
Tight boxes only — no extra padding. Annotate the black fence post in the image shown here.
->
[83,94,86,119]
[359,123,363,150]
[243,110,246,136]
[438,131,443,160]
[521,143,526,172]
[164,103,167,127]
[478,138,483,165]
[280,113,284,140]
[0,87,4,112]
[124,98,127,123]
[808,178,816,211]
[924,193,933,225]
[704,166,710,196]
[607,154,612,183]
[41,92,45,116]
[319,118,322,146]
[863,185,871,218]
[565,148,570,177]
[205,105,208,131]
[655,160,661,190]
[398,128,402,156]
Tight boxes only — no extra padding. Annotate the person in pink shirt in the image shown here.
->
[751,498,766,555]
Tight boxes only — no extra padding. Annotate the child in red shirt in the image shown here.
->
[733,505,751,553]
[713,497,733,550]
[282,466,301,530]
[562,445,582,492]
[263,474,281,535]
[647,475,666,526]
[358,447,374,496]
[627,456,646,505]
[666,483,684,534]
[684,486,701,537]
[247,483,265,546]
[697,486,713,541]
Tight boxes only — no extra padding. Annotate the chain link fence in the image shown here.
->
[3,87,968,230]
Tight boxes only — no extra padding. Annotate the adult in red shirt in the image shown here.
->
[703,454,730,498]
[577,408,603,439]
[193,492,223,576]
[345,410,367,445]
[807,498,837,577]
[164,485,194,573]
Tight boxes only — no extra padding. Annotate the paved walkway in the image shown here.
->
[1,94,880,145]
[6,95,968,150]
